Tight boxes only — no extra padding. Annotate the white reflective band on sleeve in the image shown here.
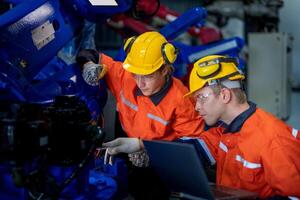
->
[180,137,192,140]
[236,155,262,169]
[120,91,138,111]
[219,142,228,152]
[196,139,216,165]
[147,113,169,126]
[289,196,299,200]
[292,128,298,138]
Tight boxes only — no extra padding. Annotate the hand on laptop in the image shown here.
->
[102,137,144,155]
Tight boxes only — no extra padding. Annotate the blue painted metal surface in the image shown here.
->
[0,0,82,82]
[0,0,83,102]
[174,37,245,68]
[159,7,207,40]
[65,0,133,22]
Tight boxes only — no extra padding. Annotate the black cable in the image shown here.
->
[25,127,105,199]
[57,127,104,194]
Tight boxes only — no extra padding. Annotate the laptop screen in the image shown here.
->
[143,140,214,200]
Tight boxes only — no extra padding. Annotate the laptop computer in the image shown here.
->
[143,140,257,200]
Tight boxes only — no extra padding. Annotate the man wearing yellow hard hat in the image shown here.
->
[76,31,204,143]
[184,55,300,199]
[76,31,205,199]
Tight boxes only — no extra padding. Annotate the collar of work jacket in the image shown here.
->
[222,101,257,133]
[135,77,172,106]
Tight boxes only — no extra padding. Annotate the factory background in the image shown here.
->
[0,0,299,199]
[95,0,300,140]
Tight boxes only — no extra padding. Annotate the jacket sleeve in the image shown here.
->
[178,128,221,166]
[261,136,300,197]
[100,53,126,98]
[198,128,222,161]
[172,95,205,138]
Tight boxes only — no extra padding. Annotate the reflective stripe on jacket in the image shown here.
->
[200,108,300,198]
[101,54,204,140]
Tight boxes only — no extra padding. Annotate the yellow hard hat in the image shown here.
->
[123,31,178,75]
[185,55,245,97]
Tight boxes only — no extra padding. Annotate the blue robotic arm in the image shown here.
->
[157,6,245,77]
[0,0,132,103]
[0,2,246,199]
[0,1,131,200]
[0,0,83,102]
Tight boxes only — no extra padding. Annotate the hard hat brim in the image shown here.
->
[123,59,163,75]
[183,84,204,98]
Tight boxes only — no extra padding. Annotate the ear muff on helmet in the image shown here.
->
[123,36,137,54]
[124,36,179,65]
[161,42,179,65]
[196,57,239,79]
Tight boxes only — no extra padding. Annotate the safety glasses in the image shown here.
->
[196,57,238,79]
[131,71,160,82]
[195,92,214,105]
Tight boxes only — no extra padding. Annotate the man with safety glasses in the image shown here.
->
[76,31,205,199]
[185,55,300,199]
[105,54,300,199]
